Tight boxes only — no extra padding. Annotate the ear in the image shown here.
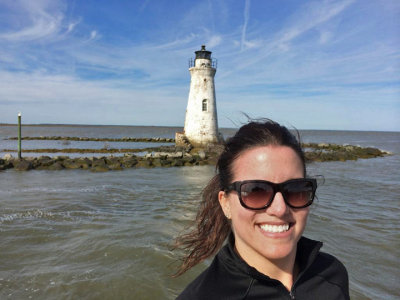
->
[218,191,231,219]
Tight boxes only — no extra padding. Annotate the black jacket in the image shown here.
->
[177,236,349,300]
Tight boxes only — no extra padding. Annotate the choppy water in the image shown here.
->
[0,125,399,299]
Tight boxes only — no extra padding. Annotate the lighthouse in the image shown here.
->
[176,45,220,148]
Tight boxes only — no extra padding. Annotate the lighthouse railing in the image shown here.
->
[188,58,218,69]
[212,59,217,68]
[188,58,194,68]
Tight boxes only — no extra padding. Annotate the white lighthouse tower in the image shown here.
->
[178,45,219,148]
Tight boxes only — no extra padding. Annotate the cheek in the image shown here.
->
[295,208,310,225]
[230,198,256,227]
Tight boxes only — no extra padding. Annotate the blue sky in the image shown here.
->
[0,0,399,131]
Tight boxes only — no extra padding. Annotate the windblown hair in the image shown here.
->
[174,119,306,276]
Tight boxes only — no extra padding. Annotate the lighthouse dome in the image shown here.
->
[195,45,212,60]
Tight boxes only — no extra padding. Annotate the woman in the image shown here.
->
[175,119,349,299]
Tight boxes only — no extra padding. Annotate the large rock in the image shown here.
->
[153,151,183,159]
[198,150,207,159]
[171,159,184,167]
[77,158,91,169]
[47,162,64,170]
[92,158,107,167]
[91,158,109,172]
[3,153,13,160]
[153,152,167,158]
[136,159,151,168]
[160,158,171,167]
[105,157,120,165]
[105,157,123,170]
[108,163,123,171]
[174,151,183,158]
[0,158,13,171]
[122,157,138,168]
[152,158,162,167]
[63,159,82,169]
[91,166,109,172]
[36,156,56,168]
[361,147,383,158]
[13,159,33,171]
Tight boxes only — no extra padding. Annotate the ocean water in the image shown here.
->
[0,125,399,299]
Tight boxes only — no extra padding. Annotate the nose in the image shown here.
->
[266,192,289,217]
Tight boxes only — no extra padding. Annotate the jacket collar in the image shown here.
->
[219,233,323,282]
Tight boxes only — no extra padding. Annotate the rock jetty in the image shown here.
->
[2,146,174,154]
[6,136,175,143]
[0,151,211,172]
[302,143,390,162]
[0,142,391,172]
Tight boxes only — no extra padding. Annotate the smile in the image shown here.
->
[259,223,290,233]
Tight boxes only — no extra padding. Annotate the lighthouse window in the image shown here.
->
[202,99,208,112]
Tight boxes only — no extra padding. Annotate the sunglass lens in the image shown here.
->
[241,182,273,209]
[284,181,314,207]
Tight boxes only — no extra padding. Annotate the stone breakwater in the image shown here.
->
[6,136,175,143]
[2,147,173,154]
[0,150,212,172]
[0,140,391,172]
[302,143,390,162]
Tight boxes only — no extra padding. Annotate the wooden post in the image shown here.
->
[18,112,22,159]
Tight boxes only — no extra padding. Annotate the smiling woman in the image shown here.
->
[174,119,350,300]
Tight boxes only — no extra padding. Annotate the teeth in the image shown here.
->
[260,224,289,233]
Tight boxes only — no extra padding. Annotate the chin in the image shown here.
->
[260,243,297,261]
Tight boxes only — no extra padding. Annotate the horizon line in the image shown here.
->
[0,123,398,133]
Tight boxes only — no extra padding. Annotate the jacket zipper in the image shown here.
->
[289,290,295,299]
[287,243,322,300]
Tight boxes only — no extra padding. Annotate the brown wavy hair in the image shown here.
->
[174,119,306,276]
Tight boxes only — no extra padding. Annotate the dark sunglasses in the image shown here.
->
[225,178,317,210]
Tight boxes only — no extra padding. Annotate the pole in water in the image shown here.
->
[18,112,22,159]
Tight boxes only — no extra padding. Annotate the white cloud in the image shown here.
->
[0,17,60,41]
[217,0,357,79]
[152,33,197,50]
[277,0,354,45]
[240,0,251,51]
[67,22,78,33]
[0,0,65,42]
[207,35,222,48]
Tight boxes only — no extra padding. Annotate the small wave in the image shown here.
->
[0,209,107,224]
[0,184,116,195]
[0,209,52,223]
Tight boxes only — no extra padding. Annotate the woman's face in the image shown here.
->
[219,145,309,267]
